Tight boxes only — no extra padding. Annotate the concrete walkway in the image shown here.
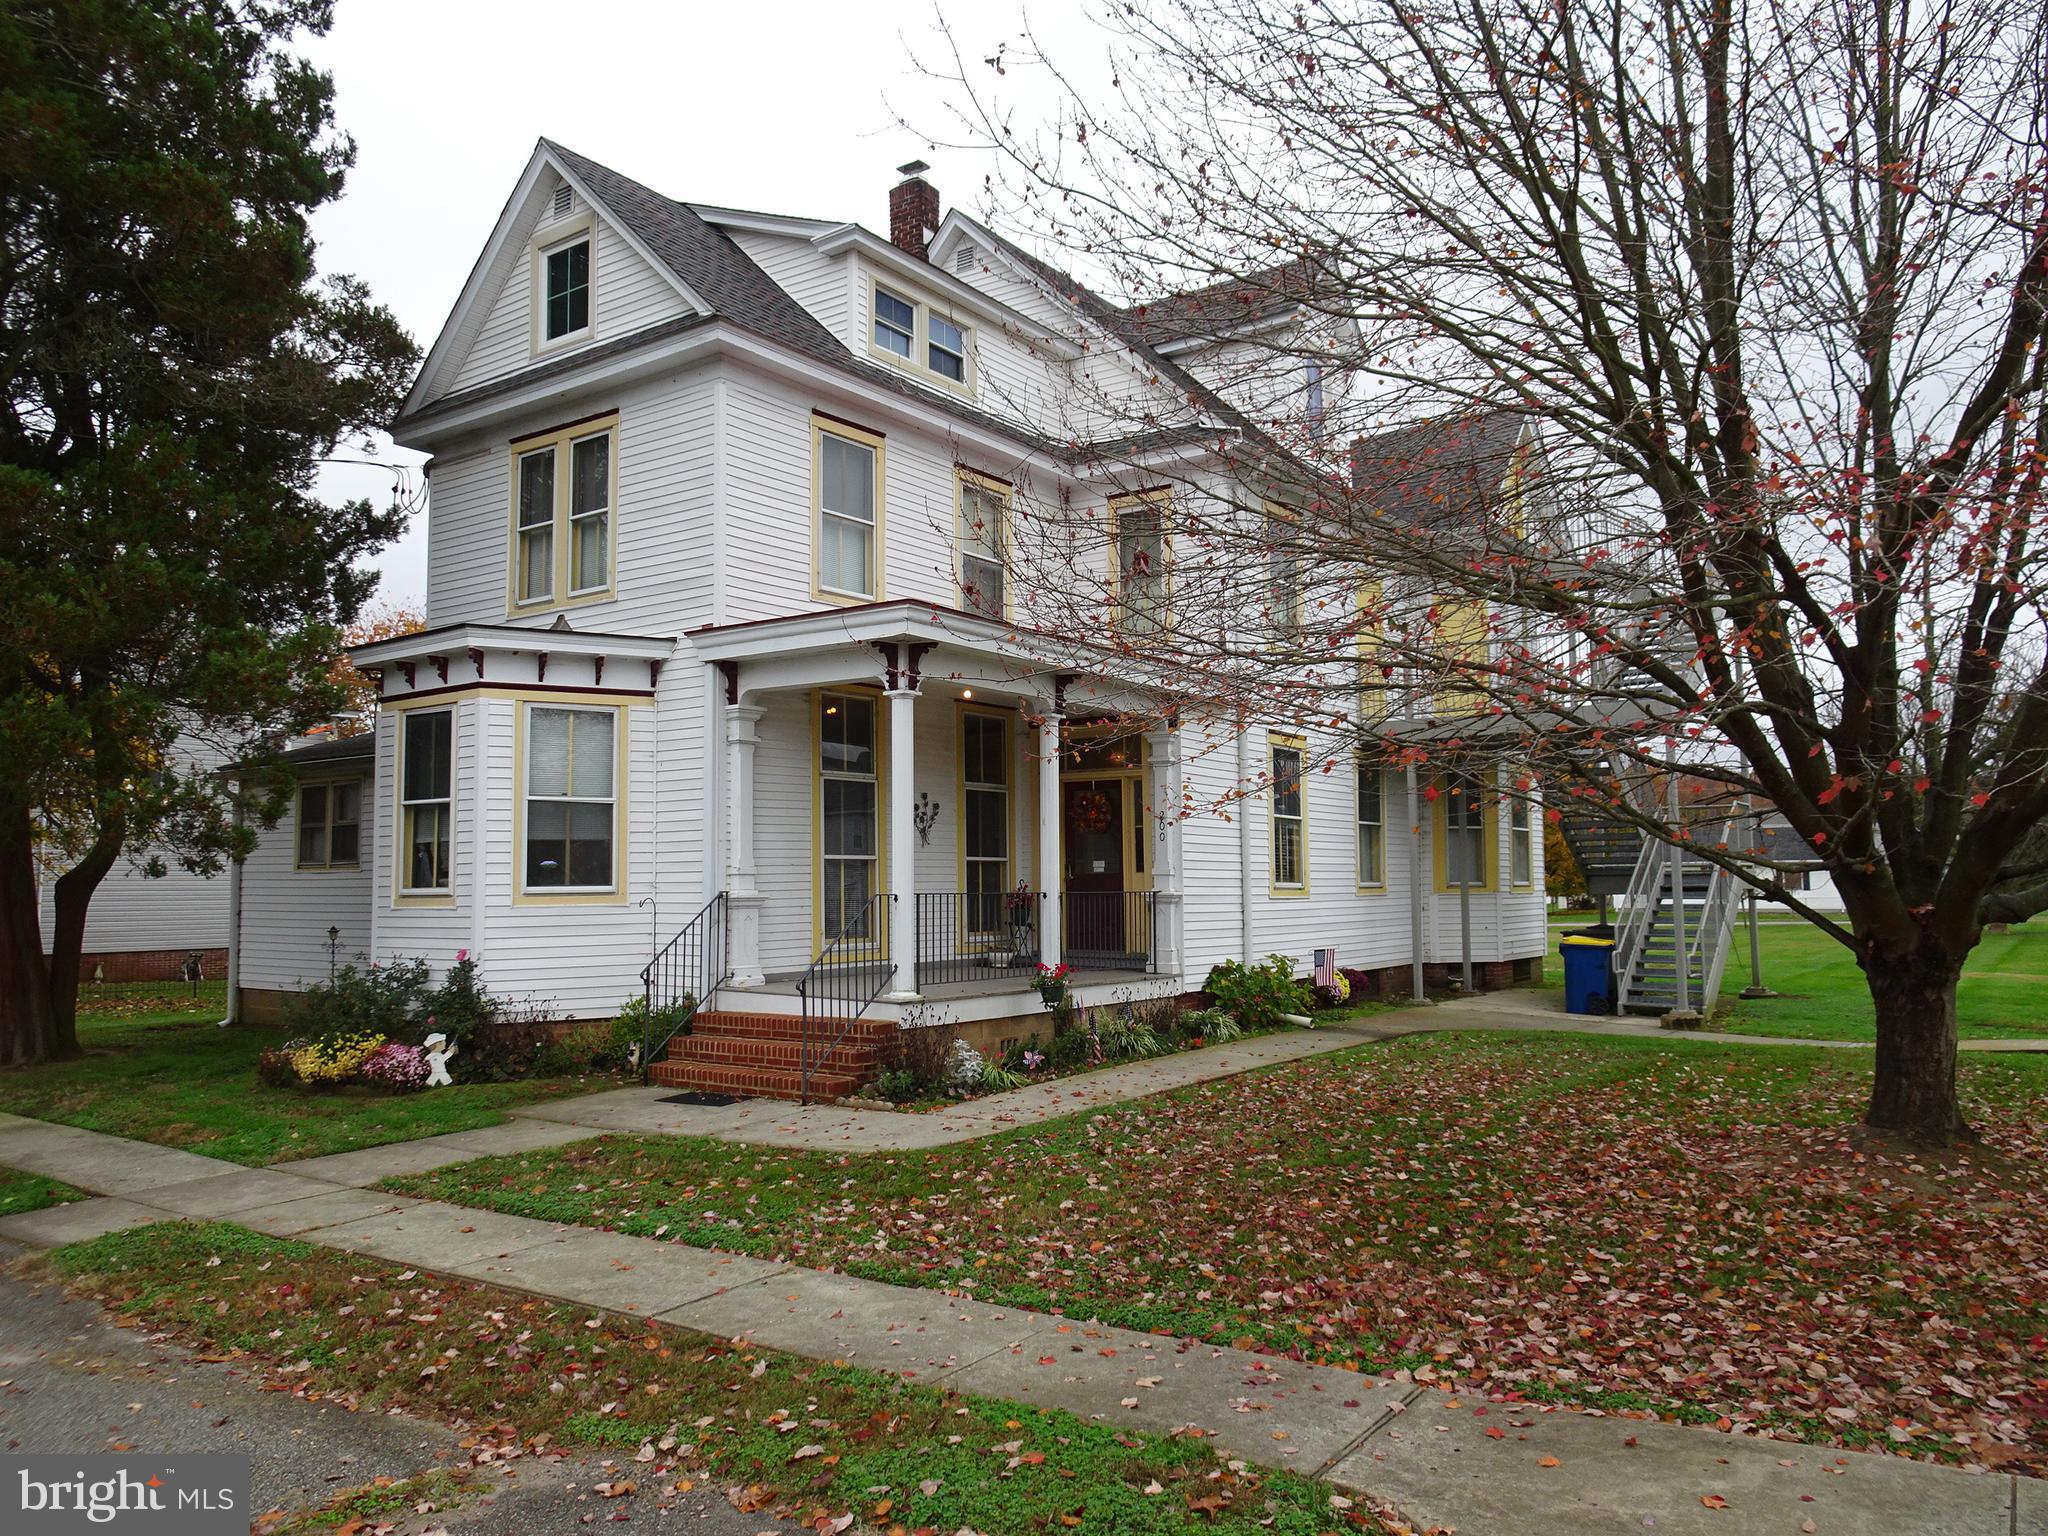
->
[0,1111,2035,1535]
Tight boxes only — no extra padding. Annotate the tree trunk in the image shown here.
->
[1863,949,1969,1144]
[0,806,63,1065]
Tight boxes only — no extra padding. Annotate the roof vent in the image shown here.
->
[953,241,978,276]
[549,184,572,222]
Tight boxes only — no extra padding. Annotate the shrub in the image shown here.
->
[1339,966,1377,1002]
[879,1019,959,1093]
[872,1068,922,1104]
[1202,955,1312,1031]
[1093,1008,1164,1061]
[610,994,695,1063]
[289,959,432,1042]
[946,1038,987,1093]
[977,1062,1027,1093]
[1046,1029,1093,1071]
[255,1043,303,1088]
[360,1040,429,1090]
[535,1022,614,1075]
[1178,1006,1242,1044]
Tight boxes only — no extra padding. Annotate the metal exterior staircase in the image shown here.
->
[1554,806,1645,898]
[1611,812,1744,1017]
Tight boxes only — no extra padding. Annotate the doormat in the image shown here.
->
[660,1091,739,1107]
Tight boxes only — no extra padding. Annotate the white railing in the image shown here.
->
[1688,812,1745,1016]
[1610,834,1667,1012]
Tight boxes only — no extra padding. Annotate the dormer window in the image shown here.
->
[543,234,591,342]
[873,288,915,358]
[867,279,973,391]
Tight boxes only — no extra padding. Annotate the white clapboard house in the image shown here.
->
[227,143,1549,1097]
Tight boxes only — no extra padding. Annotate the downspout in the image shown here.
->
[1407,764,1425,1002]
[218,786,244,1027]
[1237,727,1255,963]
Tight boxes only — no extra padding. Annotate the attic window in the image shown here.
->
[543,235,591,342]
[873,288,915,358]
[549,184,573,221]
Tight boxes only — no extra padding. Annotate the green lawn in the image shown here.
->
[0,1166,82,1218]
[1547,908,2048,1041]
[0,1002,606,1166]
[46,1221,1383,1536]
[390,1032,2048,1472]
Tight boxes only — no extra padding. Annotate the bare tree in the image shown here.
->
[924,0,2048,1143]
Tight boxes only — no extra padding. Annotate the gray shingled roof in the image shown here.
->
[399,141,1247,469]
[1116,259,1318,347]
[1348,410,1530,527]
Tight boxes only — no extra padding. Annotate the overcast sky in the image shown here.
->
[301,0,1102,613]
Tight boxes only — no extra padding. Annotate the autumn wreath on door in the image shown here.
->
[1069,787,1115,835]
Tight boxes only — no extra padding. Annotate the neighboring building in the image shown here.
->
[230,142,1549,1094]
[37,734,233,984]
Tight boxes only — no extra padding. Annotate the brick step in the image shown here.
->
[672,1035,886,1072]
[688,1011,896,1045]
[648,1058,867,1103]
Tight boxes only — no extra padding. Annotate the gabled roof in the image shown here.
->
[1117,259,1321,348]
[1348,410,1532,527]
[398,142,1255,471]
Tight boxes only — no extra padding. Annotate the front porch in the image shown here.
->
[649,601,1190,1100]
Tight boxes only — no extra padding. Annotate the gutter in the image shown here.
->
[218,790,244,1027]
[1238,729,1255,963]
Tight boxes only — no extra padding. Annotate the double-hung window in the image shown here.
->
[873,288,915,358]
[400,711,453,894]
[958,474,1006,618]
[1444,770,1486,888]
[1356,762,1384,887]
[510,418,616,610]
[1112,493,1168,635]
[1511,793,1536,886]
[542,234,591,342]
[297,780,361,870]
[524,706,617,892]
[1270,735,1306,891]
[816,421,880,599]
[928,314,967,381]
[1267,507,1303,637]
[962,710,1009,936]
[820,693,879,939]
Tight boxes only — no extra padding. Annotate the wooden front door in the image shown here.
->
[1064,778,1126,958]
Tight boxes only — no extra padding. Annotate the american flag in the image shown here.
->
[1313,948,1338,989]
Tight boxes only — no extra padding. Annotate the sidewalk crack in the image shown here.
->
[1309,1385,1427,1481]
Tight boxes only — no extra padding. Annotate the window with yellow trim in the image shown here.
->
[1111,493,1168,635]
[1356,578,1386,719]
[296,780,361,870]
[962,710,1010,934]
[820,693,880,936]
[400,710,453,893]
[1443,771,1487,887]
[1511,793,1536,886]
[1433,598,1489,713]
[1356,762,1384,887]
[510,418,616,610]
[1270,736,1306,890]
[523,706,617,891]
[958,474,1007,619]
[1267,506,1303,637]
[817,425,879,599]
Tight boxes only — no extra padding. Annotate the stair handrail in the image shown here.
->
[796,893,896,1106]
[1610,833,1667,1012]
[1689,811,1746,1014]
[638,892,730,1079]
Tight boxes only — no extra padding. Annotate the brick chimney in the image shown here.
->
[889,160,939,260]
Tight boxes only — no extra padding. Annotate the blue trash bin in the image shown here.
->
[1559,936,1615,1015]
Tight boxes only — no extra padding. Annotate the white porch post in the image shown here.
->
[1144,723,1184,976]
[724,701,767,986]
[1037,710,1063,969]
[884,686,920,1000]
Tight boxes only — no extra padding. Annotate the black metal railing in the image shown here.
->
[639,892,729,1076]
[1062,889,1159,973]
[915,890,1043,987]
[796,893,896,1104]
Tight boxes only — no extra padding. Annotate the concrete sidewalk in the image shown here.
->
[0,1111,2035,1535]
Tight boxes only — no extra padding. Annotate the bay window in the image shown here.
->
[524,705,618,892]
[400,710,453,894]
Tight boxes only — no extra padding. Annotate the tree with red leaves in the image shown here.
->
[932,0,2048,1143]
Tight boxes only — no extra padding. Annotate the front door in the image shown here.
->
[1064,778,1126,960]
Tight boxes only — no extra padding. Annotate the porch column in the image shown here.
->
[1037,710,1063,969]
[1144,723,1184,976]
[725,701,767,986]
[884,686,920,1000]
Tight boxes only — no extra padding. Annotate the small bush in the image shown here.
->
[1093,1009,1164,1061]
[291,1029,387,1084]
[879,1019,960,1092]
[977,1063,1027,1093]
[1339,966,1378,1002]
[289,959,432,1042]
[610,994,695,1063]
[1311,972,1352,1010]
[946,1038,987,1092]
[1178,1006,1242,1044]
[1202,955,1312,1031]
[359,1040,429,1090]
[872,1068,922,1104]
[535,1022,614,1075]
[1046,1029,1093,1071]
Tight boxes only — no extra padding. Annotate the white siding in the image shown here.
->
[448,182,691,398]
[731,231,852,339]
[237,763,375,993]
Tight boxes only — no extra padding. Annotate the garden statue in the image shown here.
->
[423,1031,458,1087]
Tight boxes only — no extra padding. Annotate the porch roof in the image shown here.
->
[687,600,1168,708]
[349,621,677,668]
